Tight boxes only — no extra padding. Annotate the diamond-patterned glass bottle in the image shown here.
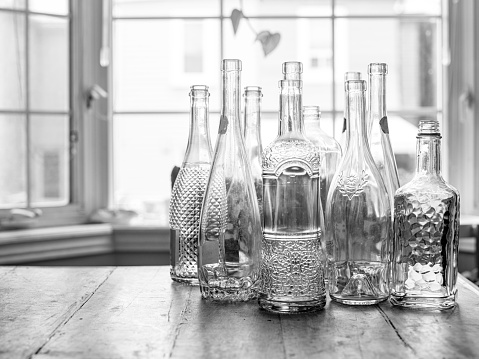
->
[326,79,390,305]
[391,119,460,310]
[243,86,263,221]
[259,62,326,313]
[169,85,213,285]
[198,59,262,301]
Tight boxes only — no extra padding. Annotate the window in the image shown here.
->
[111,0,447,226]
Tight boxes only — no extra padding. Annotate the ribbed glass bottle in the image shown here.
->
[391,120,460,310]
[243,86,263,221]
[169,85,213,285]
[259,62,326,313]
[340,72,362,153]
[368,63,400,213]
[198,59,262,301]
[326,80,390,305]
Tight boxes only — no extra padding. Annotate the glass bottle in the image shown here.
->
[390,119,460,310]
[326,79,390,305]
[243,86,263,221]
[259,62,326,313]
[198,59,262,301]
[368,63,400,212]
[340,72,362,152]
[169,85,213,285]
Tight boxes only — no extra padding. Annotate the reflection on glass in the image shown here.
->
[113,19,221,112]
[0,115,27,208]
[334,19,439,112]
[29,0,68,15]
[0,12,25,110]
[30,115,69,207]
[29,15,69,111]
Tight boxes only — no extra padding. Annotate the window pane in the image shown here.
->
[0,115,27,208]
[334,19,439,112]
[223,0,332,17]
[30,115,69,207]
[0,12,26,110]
[0,0,25,9]
[113,19,221,112]
[29,0,69,15]
[223,19,333,112]
[334,0,441,16]
[113,0,219,18]
[29,15,69,111]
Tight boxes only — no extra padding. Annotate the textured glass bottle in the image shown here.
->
[390,120,460,310]
[303,106,341,216]
[259,62,326,313]
[340,72,362,152]
[169,85,213,284]
[243,86,263,221]
[198,59,262,301]
[326,80,390,305]
[368,63,400,211]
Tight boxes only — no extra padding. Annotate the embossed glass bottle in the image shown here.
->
[326,80,390,305]
[259,62,326,313]
[198,59,262,301]
[368,63,400,213]
[243,86,263,221]
[390,120,460,310]
[169,85,213,284]
[340,72,362,152]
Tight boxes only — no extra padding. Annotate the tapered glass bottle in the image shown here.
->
[391,120,460,310]
[198,59,262,301]
[326,80,390,305]
[368,63,400,212]
[169,85,213,284]
[259,62,326,313]
[243,86,263,221]
[340,72,362,153]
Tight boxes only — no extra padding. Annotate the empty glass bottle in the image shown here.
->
[391,119,460,310]
[340,72,362,152]
[259,62,326,313]
[368,63,400,212]
[198,59,262,301]
[243,86,263,221]
[326,79,390,305]
[169,85,213,285]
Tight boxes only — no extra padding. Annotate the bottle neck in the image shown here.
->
[244,93,261,143]
[221,69,241,131]
[368,73,386,136]
[279,80,303,136]
[346,89,368,151]
[416,135,441,175]
[184,94,211,164]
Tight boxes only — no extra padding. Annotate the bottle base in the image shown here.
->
[171,275,199,286]
[389,294,455,310]
[330,294,388,306]
[200,283,258,301]
[258,296,326,314]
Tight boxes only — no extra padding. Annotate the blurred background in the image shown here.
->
[0,0,477,274]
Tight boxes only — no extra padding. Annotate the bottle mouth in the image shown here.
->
[222,59,242,71]
[368,63,388,75]
[345,79,367,92]
[244,86,263,97]
[344,72,362,81]
[282,61,303,80]
[418,119,441,135]
[303,106,321,118]
[190,85,209,98]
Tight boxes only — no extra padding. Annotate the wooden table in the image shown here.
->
[1,266,479,359]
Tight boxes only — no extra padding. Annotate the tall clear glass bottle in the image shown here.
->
[259,62,326,313]
[243,86,263,221]
[198,59,262,301]
[391,120,460,310]
[326,79,390,305]
[368,63,400,212]
[340,72,362,152]
[169,85,213,285]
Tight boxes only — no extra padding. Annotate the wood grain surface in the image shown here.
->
[1,266,478,359]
